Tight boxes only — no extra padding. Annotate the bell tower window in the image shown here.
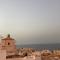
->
[8,42,10,45]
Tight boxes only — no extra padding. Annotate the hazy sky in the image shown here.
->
[0,0,60,45]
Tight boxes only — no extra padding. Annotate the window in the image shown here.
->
[8,42,10,45]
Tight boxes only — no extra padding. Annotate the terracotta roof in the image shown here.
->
[2,34,14,40]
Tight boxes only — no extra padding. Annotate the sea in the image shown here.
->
[16,43,60,51]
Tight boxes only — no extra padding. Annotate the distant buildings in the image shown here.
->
[53,50,60,55]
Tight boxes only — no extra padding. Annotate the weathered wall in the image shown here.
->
[0,50,6,60]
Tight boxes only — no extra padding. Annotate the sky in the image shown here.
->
[0,0,60,45]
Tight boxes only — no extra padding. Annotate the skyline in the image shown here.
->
[0,0,60,45]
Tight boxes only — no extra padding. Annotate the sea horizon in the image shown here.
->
[16,43,60,50]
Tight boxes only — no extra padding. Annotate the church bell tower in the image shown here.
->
[1,34,16,54]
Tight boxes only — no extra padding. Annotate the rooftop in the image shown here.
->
[2,34,14,40]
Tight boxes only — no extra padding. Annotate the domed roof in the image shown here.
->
[2,34,14,40]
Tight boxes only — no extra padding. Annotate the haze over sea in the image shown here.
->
[17,43,60,50]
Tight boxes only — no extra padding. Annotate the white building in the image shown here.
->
[41,49,52,55]
[53,50,60,55]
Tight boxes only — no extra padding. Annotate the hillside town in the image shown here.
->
[0,34,60,60]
